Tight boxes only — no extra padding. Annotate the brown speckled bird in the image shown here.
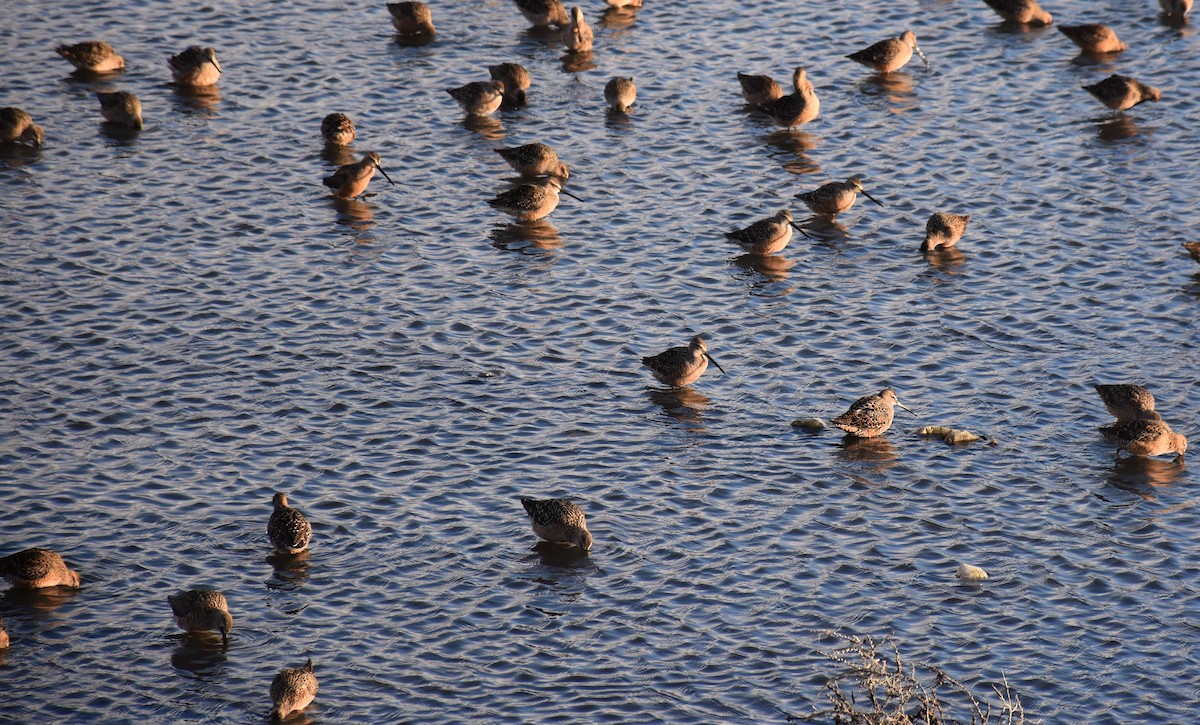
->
[489,63,531,106]
[757,67,819,127]
[1083,74,1160,112]
[846,30,928,73]
[605,77,637,113]
[56,41,125,72]
[521,498,592,551]
[269,493,313,555]
[270,659,319,721]
[796,176,883,216]
[488,176,579,221]
[831,388,914,438]
[1059,24,1125,54]
[563,6,594,52]
[725,209,809,255]
[168,589,233,643]
[921,212,970,252]
[321,113,355,146]
[983,0,1053,25]
[447,80,505,116]
[737,72,783,106]
[0,107,43,146]
[1094,384,1158,423]
[96,91,142,129]
[513,0,568,27]
[323,151,395,199]
[1101,419,1187,461]
[388,2,435,36]
[0,548,81,589]
[168,46,222,87]
[495,143,569,179]
[642,336,726,387]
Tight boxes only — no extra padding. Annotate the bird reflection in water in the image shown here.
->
[803,216,850,243]
[837,434,897,468]
[266,551,311,591]
[858,72,917,112]
[321,142,358,167]
[647,386,710,427]
[562,51,597,74]
[332,196,376,246]
[463,114,504,140]
[1105,456,1185,502]
[170,636,229,674]
[1095,116,1143,143]
[600,6,638,30]
[531,539,593,568]
[764,129,820,173]
[1,584,81,616]
[491,219,563,252]
[172,85,220,115]
[923,246,968,273]
[733,252,796,292]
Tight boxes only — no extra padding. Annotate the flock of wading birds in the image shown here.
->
[2,0,1199,718]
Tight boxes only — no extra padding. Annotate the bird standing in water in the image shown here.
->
[641,336,726,387]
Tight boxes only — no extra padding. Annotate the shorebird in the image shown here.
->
[0,548,81,589]
[846,30,928,73]
[1101,419,1187,461]
[494,143,569,179]
[642,336,725,387]
[1160,0,1193,16]
[447,80,505,116]
[1094,384,1158,422]
[387,2,435,36]
[269,493,313,555]
[55,41,125,72]
[1058,24,1125,54]
[520,498,592,551]
[0,107,43,146]
[756,67,819,127]
[982,0,1053,25]
[725,209,810,255]
[321,113,355,146]
[956,564,989,581]
[1083,75,1160,112]
[605,77,637,113]
[168,589,233,643]
[96,91,142,129]
[168,46,222,86]
[488,176,579,221]
[322,151,395,199]
[1184,242,1200,263]
[921,212,970,252]
[563,6,594,52]
[513,0,568,27]
[489,63,531,106]
[795,176,883,216]
[270,659,318,721]
[737,72,783,105]
[831,388,913,438]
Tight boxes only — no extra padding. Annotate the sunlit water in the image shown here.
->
[2,0,1199,722]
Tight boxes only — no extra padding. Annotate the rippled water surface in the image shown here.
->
[2,0,1199,722]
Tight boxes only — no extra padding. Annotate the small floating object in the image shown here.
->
[917,425,990,444]
[321,112,355,146]
[270,659,318,721]
[921,212,970,252]
[796,176,883,217]
[956,563,989,581]
[521,498,592,551]
[1082,74,1160,113]
[982,0,1053,25]
[0,107,43,146]
[791,417,827,430]
[831,388,913,438]
[55,40,125,72]
[1058,24,1125,54]
[447,80,505,117]
[96,91,142,129]
[322,151,395,199]
[846,30,928,73]
[605,76,637,113]
[641,335,725,388]
[563,6,594,52]
[387,2,435,37]
[168,46,222,87]
[0,547,81,589]
[167,589,233,643]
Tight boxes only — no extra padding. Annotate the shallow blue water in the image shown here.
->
[1,0,1199,722]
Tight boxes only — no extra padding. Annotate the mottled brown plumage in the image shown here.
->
[921,212,970,252]
[846,30,927,73]
[55,41,125,72]
[563,6,594,52]
[831,388,913,438]
[1101,419,1187,461]
[168,46,222,87]
[447,80,505,116]
[521,498,592,551]
[321,113,355,145]
[1058,24,1125,54]
[388,2,435,36]
[1083,75,1160,112]
[757,67,819,127]
[641,336,725,387]
[0,107,43,146]
[725,209,808,255]
[322,151,395,198]
[495,143,569,179]
[96,91,142,129]
[737,72,783,105]
[1093,385,1158,423]
[605,77,637,113]
[168,589,233,643]
[269,492,313,554]
[488,176,576,221]
[982,0,1053,25]
[0,548,81,589]
[513,0,568,27]
[489,63,531,106]
[270,659,318,720]
[795,176,883,216]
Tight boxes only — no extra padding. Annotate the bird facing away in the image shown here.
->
[921,212,970,252]
[831,388,914,438]
[0,107,43,146]
[1184,242,1200,263]
[1101,419,1187,461]
[167,589,233,643]
[521,498,592,551]
[446,80,505,116]
[605,77,637,113]
[1058,24,1126,54]
[795,176,884,216]
[956,564,989,581]
[982,0,1053,25]
[168,46,222,86]
[322,151,395,199]
[513,0,569,27]
[489,63,531,106]
[846,30,928,73]
[641,336,726,387]
[1160,0,1193,16]
[725,209,810,255]
[321,113,355,146]
[1094,384,1158,422]
[737,72,783,105]
[55,41,125,72]
[269,493,313,555]
[488,176,578,221]
[96,91,142,129]
[1083,75,1161,112]
[388,2,435,36]
[494,143,569,179]
[564,6,594,52]
[756,67,819,127]
[0,615,8,649]
[270,659,318,721]
[0,548,81,589]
